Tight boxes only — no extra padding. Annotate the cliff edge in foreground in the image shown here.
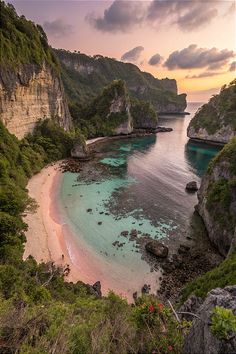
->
[187,80,236,144]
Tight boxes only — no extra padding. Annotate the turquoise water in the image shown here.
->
[58,103,221,298]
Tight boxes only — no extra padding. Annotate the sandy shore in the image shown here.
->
[23,137,160,301]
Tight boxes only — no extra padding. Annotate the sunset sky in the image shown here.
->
[10,0,236,101]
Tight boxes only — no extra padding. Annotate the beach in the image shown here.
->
[23,136,162,301]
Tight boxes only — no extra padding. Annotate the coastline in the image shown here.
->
[23,136,160,301]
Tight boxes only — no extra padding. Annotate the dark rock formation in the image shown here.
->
[92,281,102,298]
[186,181,198,192]
[145,241,169,258]
[183,286,236,354]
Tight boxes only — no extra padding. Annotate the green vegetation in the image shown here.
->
[0,119,188,353]
[210,306,236,340]
[206,137,236,232]
[55,48,186,115]
[131,99,158,129]
[72,80,130,138]
[0,1,59,70]
[181,252,236,301]
[189,79,236,135]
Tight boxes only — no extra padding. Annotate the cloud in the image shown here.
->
[186,71,225,79]
[224,2,235,17]
[87,0,144,33]
[229,61,236,72]
[148,53,162,66]
[43,19,73,38]
[146,0,218,31]
[121,46,144,63]
[165,44,235,70]
[88,0,220,33]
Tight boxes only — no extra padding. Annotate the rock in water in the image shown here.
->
[145,241,169,258]
[186,181,198,192]
[183,286,236,354]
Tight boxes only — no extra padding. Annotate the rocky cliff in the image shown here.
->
[187,80,236,144]
[55,49,187,114]
[183,286,236,354]
[78,80,133,136]
[0,2,71,139]
[0,64,71,139]
[131,100,158,130]
[197,137,236,256]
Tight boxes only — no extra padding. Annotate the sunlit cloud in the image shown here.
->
[121,46,144,63]
[165,44,235,70]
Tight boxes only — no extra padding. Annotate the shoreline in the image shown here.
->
[23,136,160,301]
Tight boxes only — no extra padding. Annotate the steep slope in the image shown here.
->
[187,80,236,144]
[77,80,133,137]
[0,1,71,139]
[197,137,236,256]
[55,49,187,114]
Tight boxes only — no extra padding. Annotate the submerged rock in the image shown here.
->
[145,240,169,258]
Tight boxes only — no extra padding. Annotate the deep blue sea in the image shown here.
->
[58,102,221,299]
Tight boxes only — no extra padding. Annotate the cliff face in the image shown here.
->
[197,137,236,256]
[187,80,236,144]
[131,100,158,130]
[108,91,133,135]
[55,49,187,114]
[0,64,71,139]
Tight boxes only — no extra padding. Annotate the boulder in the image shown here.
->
[145,240,169,258]
[92,281,102,298]
[183,286,236,354]
[186,181,198,192]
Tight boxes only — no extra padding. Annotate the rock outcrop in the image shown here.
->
[55,49,187,114]
[197,137,236,256]
[187,80,236,144]
[145,240,169,258]
[131,100,158,130]
[0,64,71,139]
[183,286,236,354]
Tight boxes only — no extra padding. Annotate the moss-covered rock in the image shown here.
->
[187,80,236,144]
[131,99,158,130]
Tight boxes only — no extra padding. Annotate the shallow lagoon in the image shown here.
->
[58,103,221,298]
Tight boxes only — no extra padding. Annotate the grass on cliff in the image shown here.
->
[71,80,130,138]
[189,79,236,135]
[0,1,59,70]
[206,137,236,233]
[181,251,236,302]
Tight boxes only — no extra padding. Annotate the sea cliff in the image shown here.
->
[187,80,236,144]
[0,64,71,139]
[197,137,236,256]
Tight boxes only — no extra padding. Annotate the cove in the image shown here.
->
[57,103,221,299]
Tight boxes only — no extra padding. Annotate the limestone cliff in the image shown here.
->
[55,49,187,114]
[187,80,236,144]
[197,137,236,256]
[0,2,71,139]
[0,64,72,139]
[131,100,158,130]
[80,80,133,136]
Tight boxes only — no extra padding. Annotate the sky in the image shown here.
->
[9,0,236,102]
